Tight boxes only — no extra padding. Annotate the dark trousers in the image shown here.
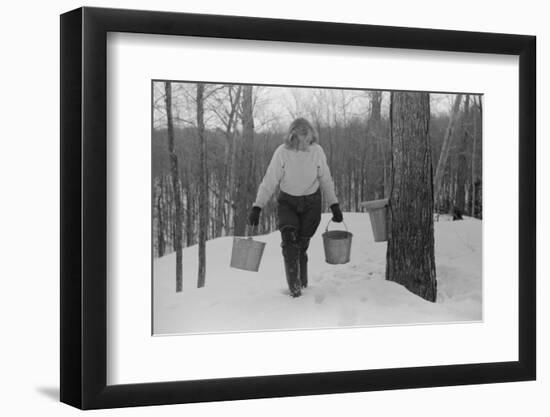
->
[277,188,322,294]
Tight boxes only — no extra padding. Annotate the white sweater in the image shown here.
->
[253,143,338,208]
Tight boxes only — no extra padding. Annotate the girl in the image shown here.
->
[248,117,343,298]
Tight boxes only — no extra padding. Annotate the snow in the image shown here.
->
[153,212,482,335]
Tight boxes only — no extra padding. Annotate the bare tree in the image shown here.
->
[164,82,184,292]
[455,95,470,215]
[365,91,383,200]
[386,92,437,302]
[433,94,463,204]
[233,85,255,237]
[471,95,482,217]
[196,83,208,288]
[210,85,242,235]
[155,176,166,257]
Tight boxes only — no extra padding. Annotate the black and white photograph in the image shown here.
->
[152,82,483,335]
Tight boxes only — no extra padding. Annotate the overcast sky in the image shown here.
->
[153,82,476,133]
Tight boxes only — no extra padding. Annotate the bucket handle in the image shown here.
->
[325,219,348,233]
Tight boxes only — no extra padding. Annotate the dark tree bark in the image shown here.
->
[196,83,208,288]
[386,92,437,302]
[156,176,166,257]
[184,170,194,247]
[471,95,482,218]
[164,82,183,292]
[233,85,255,237]
[475,179,483,219]
[165,176,174,250]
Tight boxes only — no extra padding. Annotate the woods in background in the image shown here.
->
[152,82,483,291]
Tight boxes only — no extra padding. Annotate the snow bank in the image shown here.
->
[153,212,482,335]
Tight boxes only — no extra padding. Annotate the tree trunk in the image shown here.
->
[233,85,255,237]
[156,176,166,257]
[433,94,463,205]
[219,85,242,236]
[164,82,183,292]
[216,138,230,237]
[455,95,470,215]
[470,96,479,216]
[386,92,437,302]
[370,91,385,198]
[217,135,231,236]
[196,83,208,288]
[184,171,194,247]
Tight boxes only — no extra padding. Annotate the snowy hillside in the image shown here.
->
[153,212,482,335]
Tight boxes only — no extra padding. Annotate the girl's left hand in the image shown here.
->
[330,204,343,223]
[248,206,262,226]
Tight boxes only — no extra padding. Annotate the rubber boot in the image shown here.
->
[284,256,302,297]
[299,252,308,289]
[297,237,310,289]
[281,226,301,297]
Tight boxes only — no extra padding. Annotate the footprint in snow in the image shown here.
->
[312,274,324,283]
[313,290,326,304]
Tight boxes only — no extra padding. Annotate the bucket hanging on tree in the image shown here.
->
[360,198,389,242]
[230,226,266,272]
[322,220,353,264]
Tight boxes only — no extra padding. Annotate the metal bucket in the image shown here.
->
[322,220,352,264]
[368,206,388,242]
[230,227,266,272]
[360,198,389,242]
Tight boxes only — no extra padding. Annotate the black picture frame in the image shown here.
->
[60,6,536,410]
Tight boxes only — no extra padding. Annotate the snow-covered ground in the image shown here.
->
[153,212,482,335]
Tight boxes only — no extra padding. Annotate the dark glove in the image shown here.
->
[330,203,343,223]
[248,206,262,226]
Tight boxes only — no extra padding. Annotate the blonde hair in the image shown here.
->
[284,117,318,149]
